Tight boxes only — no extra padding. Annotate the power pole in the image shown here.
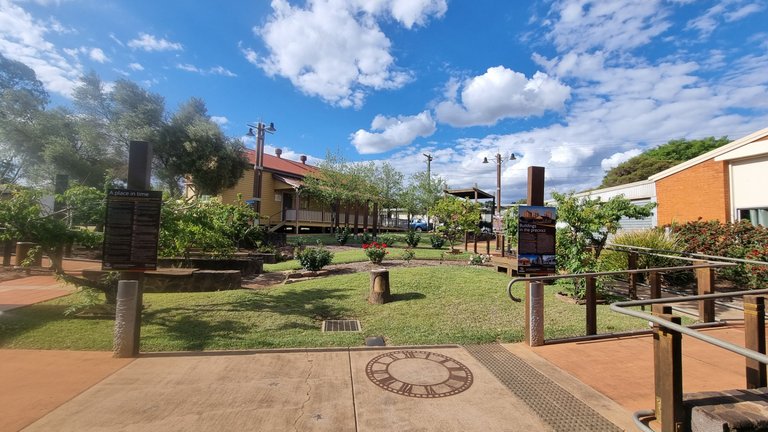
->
[423,153,433,179]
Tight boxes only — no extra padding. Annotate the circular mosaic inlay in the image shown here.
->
[365,350,473,398]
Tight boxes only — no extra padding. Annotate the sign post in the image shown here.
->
[106,141,157,358]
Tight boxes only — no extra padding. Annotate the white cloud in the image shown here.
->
[128,62,144,71]
[685,1,764,38]
[211,116,228,126]
[546,0,671,53]
[0,0,82,96]
[255,0,445,108]
[89,47,108,63]
[128,33,183,52]
[435,67,571,127]
[351,111,436,154]
[176,63,237,77]
[210,65,236,77]
[601,149,642,170]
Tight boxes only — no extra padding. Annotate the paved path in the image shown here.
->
[0,259,101,312]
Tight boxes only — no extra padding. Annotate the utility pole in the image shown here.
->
[423,153,433,179]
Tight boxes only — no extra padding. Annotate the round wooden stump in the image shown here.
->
[368,269,391,304]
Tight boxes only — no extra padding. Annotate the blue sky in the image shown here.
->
[1,0,767,202]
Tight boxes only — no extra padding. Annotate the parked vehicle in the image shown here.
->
[409,218,431,231]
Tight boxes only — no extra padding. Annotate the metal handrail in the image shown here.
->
[608,243,768,266]
[505,262,736,302]
[611,289,768,431]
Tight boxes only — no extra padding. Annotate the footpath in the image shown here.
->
[0,259,757,431]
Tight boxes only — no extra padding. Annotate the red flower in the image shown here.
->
[382,243,387,248]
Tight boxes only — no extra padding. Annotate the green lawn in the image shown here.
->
[0,266,652,351]
[264,245,474,272]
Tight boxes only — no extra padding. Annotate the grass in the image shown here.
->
[0,266,653,352]
[264,245,473,272]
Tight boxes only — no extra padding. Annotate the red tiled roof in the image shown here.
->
[244,149,317,178]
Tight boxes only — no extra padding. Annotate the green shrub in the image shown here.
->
[430,235,445,249]
[377,234,397,246]
[362,241,388,264]
[295,246,334,271]
[336,227,351,245]
[360,232,373,244]
[600,228,691,286]
[670,219,768,286]
[401,248,416,262]
[404,229,421,248]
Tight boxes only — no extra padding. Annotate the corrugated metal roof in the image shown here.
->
[245,150,317,178]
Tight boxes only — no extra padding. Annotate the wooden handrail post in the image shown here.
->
[649,271,661,299]
[695,260,715,322]
[652,304,684,432]
[585,276,597,336]
[628,252,638,299]
[744,295,767,389]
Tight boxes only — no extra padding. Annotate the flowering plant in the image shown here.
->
[468,254,491,266]
[362,241,388,264]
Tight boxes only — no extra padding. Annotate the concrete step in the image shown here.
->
[685,388,768,431]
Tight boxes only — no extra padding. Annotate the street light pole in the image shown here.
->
[483,152,516,217]
[246,122,276,215]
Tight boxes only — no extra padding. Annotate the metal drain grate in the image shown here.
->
[464,344,621,432]
[322,319,361,332]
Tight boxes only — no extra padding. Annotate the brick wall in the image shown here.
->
[656,159,730,225]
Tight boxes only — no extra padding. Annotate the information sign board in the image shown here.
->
[517,205,557,274]
[102,189,162,271]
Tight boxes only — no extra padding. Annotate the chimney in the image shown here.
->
[275,148,282,158]
[300,155,307,164]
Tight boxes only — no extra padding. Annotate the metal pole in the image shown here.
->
[495,154,501,216]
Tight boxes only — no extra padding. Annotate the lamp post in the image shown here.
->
[246,121,276,215]
[482,152,516,216]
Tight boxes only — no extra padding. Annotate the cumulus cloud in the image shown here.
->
[351,111,436,154]
[254,0,445,108]
[435,67,571,127]
[601,149,643,170]
[211,116,228,126]
[128,62,144,71]
[128,33,183,52]
[0,0,82,96]
[89,47,107,63]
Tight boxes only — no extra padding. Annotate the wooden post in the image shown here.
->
[372,202,379,237]
[628,252,638,300]
[473,233,478,254]
[585,276,597,336]
[695,260,715,322]
[485,238,490,255]
[652,304,684,432]
[464,231,469,252]
[501,234,506,257]
[2,238,12,267]
[362,201,369,232]
[353,202,360,234]
[368,269,390,304]
[649,271,661,299]
[744,295,767,389]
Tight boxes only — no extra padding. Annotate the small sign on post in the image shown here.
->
[517,205,557,275]
[102,189,162,271]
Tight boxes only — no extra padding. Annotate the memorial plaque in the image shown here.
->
[102,189,162,271]
[517,205,557,274]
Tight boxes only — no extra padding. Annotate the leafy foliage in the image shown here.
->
[553,192,655,297]
[404,229,421,248]
[362,241,389,264]
[377,234,397,246]
[600,137,730,188]
[60,184,105,227]
[335,227,351,245]
[429,196,481,251]
[159,197,260,258]
[430,235,445,249]
[295,246,334,271]
[670,219,768,286]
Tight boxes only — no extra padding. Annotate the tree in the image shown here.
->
[402,171,446,220]
[156,98,250,196]
[600,137,731,187]
[429,196,481,252]
[0,53,50,184]
[553,191,655,296]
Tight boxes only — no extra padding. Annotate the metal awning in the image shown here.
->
[444,187,494,200]
[272,173,303,189]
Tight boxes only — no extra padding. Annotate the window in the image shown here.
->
[739,208,768,227]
